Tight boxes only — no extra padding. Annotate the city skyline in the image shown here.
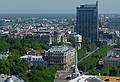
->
[0,0,119,14]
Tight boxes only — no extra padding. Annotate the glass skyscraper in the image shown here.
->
[76,1,98,42]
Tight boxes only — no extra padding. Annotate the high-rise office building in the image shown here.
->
[76,1,98,42]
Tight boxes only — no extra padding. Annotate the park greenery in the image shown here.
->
[0,36,48,54]
[0,36,57,82]
[68,37,97,60]
[0,35,119,82]
[77,43,120,76]
[68,37,120,76]
[77,38,97,60]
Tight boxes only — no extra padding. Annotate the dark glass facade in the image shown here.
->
[76,2,98,42]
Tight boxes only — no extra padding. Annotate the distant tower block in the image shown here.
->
[76,1,98,42]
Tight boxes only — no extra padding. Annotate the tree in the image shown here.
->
[78,44,112,75]
[0,60,11,75]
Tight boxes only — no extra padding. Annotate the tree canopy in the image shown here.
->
[0,36,57,82]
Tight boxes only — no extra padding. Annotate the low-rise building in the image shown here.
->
[20,49,47,65]
[0,74,24,82]
[104,48,120,67]
[47,45,75,70]
[20,55,47,65]
[27,49,45,56]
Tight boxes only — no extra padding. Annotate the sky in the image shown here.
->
[0,0,119,14]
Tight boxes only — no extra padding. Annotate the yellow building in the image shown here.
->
[48,45,75,70]
[99,76,120,82]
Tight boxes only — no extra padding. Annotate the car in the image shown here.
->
[66,74,72,80]
[71,65,75,69]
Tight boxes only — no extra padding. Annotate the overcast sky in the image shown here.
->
[0,0,119,14]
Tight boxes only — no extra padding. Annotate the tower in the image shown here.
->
[49,34,53,46]
[76,1,98,42]
[73,34,82,77]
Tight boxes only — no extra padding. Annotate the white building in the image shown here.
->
[20,55,47,65]
[0,74,24,82]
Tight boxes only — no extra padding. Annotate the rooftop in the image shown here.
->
[0,55,8,60]
[20,55,43,59]
[48,45,74,53]
[80,4,97,8]
[68,75,103,82]
[105,49,120,60]
[99,76,120,82]
[0,74,24,82]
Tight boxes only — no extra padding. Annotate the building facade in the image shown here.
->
[104,48,120,67]
[49,30,67,45]
[47,45,75,70]
[76,1,98,42]
[20,49,48,65]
